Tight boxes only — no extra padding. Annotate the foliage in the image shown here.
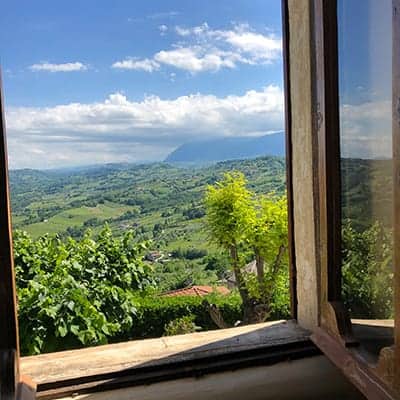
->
[10,157,287,242]
[170,247,208,260]
[163,315,201,336]
[342,221,393,318]
[246,195,288,302]
[10,158,291,354]
[14,226,154,355]
[154,259,218,291]
[250,196,288,268]
[130,293,243,339]
[204,172,289,323]
[204,171,256,250]
[203,252,231,279]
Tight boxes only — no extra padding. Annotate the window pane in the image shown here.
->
[338,0,394,359]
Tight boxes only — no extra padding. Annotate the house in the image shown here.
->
[145,251,164,262]
[223,260,257,289]
[161,285,230,297]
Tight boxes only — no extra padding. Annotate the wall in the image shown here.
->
[55,356,364,400]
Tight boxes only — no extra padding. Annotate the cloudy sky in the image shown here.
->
[338,0,392,160]
[1,0,285,169]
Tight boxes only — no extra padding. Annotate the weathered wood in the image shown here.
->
[20,321,309,386]
[392,0,400,393]
[0,71,19,398]
[312,328,397,400]
[281,0,298,320]
[21,321,317,399]
[312,0,353,342]
[286,0,399,396]
[286,0,320,330]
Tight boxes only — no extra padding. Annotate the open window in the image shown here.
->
[0,1,304,399]
[308,0,400,397]
[4,0,400,399]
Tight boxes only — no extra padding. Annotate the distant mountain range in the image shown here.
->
[164,132,285,163]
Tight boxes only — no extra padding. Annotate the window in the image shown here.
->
[0,1,299,398]
[309,0,400,397]
[338,0,394,361]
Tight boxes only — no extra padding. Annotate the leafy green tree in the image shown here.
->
[247,195,288,307]
[204,172,290,324]
[204,172,257,322]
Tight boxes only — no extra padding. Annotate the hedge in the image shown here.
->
[116,293,243,340]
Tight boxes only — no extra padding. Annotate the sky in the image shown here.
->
[338,0,392,159]
[1,0,285,169]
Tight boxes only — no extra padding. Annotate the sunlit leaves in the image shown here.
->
[14,225,154,355]
[204,171,289,318]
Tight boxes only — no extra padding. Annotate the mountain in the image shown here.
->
[164,132,285,163]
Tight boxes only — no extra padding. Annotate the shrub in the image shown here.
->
[128,294,243,339]
[170,248,208,260]
[14,226,154,355]
[163,315,200,336]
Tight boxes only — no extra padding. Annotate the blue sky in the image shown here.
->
[338,0,392,159]
[1,0,285,169]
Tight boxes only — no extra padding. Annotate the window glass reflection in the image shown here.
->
[338,0,394,350]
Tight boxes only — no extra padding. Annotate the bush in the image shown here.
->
[171,248,208,260]
[129,294,243,339]
[183,207,205,220]
[164,315,200,336]
[14,226,154,355]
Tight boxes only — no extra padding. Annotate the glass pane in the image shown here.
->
[338,0,394,360]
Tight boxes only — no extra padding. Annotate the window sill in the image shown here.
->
[20,320,318,399]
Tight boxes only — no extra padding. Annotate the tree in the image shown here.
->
[204,172,255,322]
[205,172,287,324]
[247,195,288,313]
[204,172,289,325]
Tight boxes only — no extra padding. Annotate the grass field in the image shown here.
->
[23,202,135,237]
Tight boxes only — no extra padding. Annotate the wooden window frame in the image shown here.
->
[0,2,299,397]
[0,71,21,400]
[299,0,400,398]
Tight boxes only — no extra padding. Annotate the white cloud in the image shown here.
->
[5,85,284,169]
[217,30,282,63]
[340,100,392,159]
[175,22,210,37]
[154,47,243,73]
[112,58,160,72]
[29,62,88,72]
[174,23,282,66]
[159,24,168,35]
[113,22,281,74]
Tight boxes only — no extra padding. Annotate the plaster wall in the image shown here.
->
[56,356,364,400]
